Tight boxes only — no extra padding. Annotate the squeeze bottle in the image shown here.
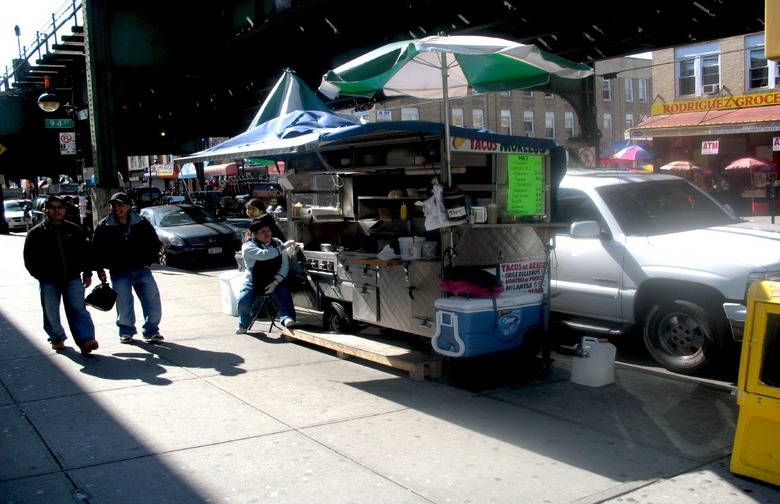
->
[400,202,408,220]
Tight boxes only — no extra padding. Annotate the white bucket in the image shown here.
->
[219,271,245,317]
[571,336,616,387]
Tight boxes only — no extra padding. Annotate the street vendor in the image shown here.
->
[235,215,296,334]
[245,197,286,241]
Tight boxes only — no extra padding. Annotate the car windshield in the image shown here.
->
[596,180,741,236]
[4,201,24,212]
[155,206,219,227]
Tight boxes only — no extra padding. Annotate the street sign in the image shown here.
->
[59,132,77,155]
[45,118,75,129]
[0,143,6,156]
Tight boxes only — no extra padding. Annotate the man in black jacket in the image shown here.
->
[23,195,99,354]
[91,192,164,344]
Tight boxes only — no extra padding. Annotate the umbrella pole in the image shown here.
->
[441,52,452,184]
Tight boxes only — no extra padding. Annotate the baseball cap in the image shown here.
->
[109,192,133,205]
[249,214,276,233]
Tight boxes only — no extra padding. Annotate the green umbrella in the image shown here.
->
[319,34,593,179]
[247,68,333,131]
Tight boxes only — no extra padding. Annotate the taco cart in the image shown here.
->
[178,114,565,372]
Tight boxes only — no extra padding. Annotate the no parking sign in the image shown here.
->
[59,132,76,155]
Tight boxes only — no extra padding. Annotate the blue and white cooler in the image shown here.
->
[432,292,543,358]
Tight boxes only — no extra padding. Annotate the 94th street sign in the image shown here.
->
[45,118,75,128]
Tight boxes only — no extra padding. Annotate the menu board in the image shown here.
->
[507,154,543,215]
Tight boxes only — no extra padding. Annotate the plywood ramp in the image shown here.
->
[282,327,443,381]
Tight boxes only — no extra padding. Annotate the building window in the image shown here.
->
[638,79,648,102]
[523,111,534,137]
[472,108,484,129]
[452,108,464,127]
[676,42,721,96]
[564,112,574,138]
[624,78,634,102]
[625,113,634,129]
[603,113,612,135]
[500,90,512,97]
[522,90,534,98]
[500,110,512,135]
[746,33,780,89]
[602,77,612,101]
[401,107,419,121]
[545,111,555,139]
[544,92,554,99]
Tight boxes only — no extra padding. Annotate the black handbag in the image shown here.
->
[85,281,117,311]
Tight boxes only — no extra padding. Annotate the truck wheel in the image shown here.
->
[642,298,721,375]
[324,302,353,333]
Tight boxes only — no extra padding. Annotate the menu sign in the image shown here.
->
[507,154,543,215]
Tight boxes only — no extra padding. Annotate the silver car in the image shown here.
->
[551,170,780,375]
[3,199,33,231]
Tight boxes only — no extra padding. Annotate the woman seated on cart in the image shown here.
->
[235,215,296,334]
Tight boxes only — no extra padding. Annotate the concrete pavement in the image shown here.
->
[0,231,778,503]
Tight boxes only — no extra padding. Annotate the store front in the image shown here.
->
[627,91,780,216]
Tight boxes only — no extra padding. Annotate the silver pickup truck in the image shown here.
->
[551,170,780,375]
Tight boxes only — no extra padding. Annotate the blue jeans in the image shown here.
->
[110,267,162,338]
[39,278,95,346]
[236,277,296,329]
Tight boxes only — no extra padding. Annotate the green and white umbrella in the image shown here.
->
[319,34,594,179]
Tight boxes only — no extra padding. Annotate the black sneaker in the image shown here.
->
[119,335,133,344]
[143,334,164,343]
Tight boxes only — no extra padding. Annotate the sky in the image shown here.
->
[0,0,82,79]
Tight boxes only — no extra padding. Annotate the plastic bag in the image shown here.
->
[85,282,117,311]
[418,178,459,231]
[377,244,398,261]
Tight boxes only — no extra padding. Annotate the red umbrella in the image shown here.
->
[612,145,652,161]
[723,157,777,171]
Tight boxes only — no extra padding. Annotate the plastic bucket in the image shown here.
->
[571,336,616,387]
[409,243,422,260]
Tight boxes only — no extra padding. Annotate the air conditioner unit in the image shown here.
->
[702,84,720,94]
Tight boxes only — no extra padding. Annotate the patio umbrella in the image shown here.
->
[659,160,702,171]
[318,34,593,180]
[246,68,334,131]
[723,156,777,171]
[612,145,652,162]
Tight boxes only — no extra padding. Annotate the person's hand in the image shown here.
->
[97,270,107,283]
[83,274,93,288]
[264,280,278,294]
[282,240,296,250]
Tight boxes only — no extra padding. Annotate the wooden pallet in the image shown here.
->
[282,327,443,381]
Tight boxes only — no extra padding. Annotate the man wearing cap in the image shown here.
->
[235,214,296,334]
[91,192,165,344]
[23,195,100,355]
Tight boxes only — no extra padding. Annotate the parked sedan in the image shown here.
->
[139,204,243,267]
[3,199,33,231]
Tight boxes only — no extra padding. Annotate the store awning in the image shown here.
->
[204,163,238,177]
[627,104,780,140]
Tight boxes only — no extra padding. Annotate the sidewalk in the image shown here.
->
[0,232,777,503]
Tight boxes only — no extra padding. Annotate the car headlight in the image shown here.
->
[159,229,185,247]
[745,270,780,301]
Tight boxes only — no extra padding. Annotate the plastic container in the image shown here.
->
[571,336,616,387]
[409,243,422,260]
[420,241,437,259]
[398,237,415,259]
[487,203,498,224]
[219,271,246,317]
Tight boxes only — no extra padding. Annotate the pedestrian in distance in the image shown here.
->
[235,215,296,334]
[23,195,99,355]
[245,198,286,241]
[91,192,165,344]
[62,195,81,226]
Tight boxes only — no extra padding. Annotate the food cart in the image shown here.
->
[178,114,566,370]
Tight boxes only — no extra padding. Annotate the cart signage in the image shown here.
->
[451,137,549,155]
[499,260,545,293]
[507,154,544,215]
